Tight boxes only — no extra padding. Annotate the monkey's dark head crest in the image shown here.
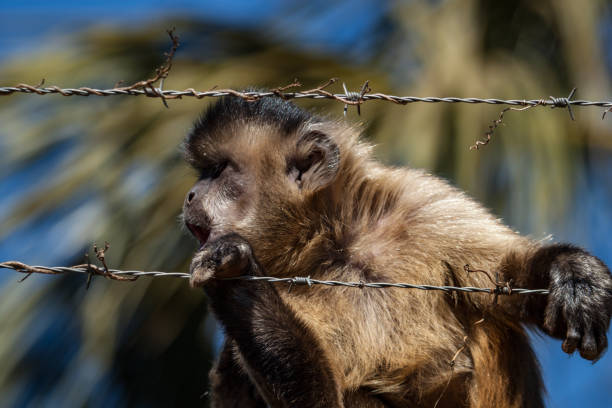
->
[193,92,315,136]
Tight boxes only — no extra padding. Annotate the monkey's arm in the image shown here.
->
[497,243,612,360]
[191,234,343,408]
[208,339,267,408]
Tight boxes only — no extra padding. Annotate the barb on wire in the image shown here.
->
[470,100,547,150]
[272,78,302,99]
[342,81,371,116]
[464,264,514,304]
[117,28,180,108]
[0,260,549,295]
[550,87,576,121]
[471,88,579,150]
[85,253,94,290]
[92,242,138,283]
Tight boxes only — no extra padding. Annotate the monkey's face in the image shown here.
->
[182,97,341,269]
[182,125,339,247]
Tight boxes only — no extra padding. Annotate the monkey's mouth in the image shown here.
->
[186,223,211,249]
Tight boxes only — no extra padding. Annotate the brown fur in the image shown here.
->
[183,96,612,407]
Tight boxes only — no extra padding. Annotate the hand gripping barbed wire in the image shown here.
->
[0,260,549,296]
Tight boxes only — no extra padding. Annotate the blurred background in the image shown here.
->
[0,0,611,406]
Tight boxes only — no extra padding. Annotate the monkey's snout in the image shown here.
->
[185,183,206,206]
[186,186,203,207]
[184,181,214,249]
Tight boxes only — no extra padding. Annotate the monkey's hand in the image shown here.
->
[536,247,612,361]
[189,233,254,288]
[189,234,343,407]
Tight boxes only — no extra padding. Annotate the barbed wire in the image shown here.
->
[2,29,611,150]
[3,83,612,110]
[0,261,549,295]
[0,28,574,297]
[3,79,606,150]
[0,256,546,408]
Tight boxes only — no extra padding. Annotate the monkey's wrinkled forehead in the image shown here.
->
[184,95,320,169]
[191,95,313,138]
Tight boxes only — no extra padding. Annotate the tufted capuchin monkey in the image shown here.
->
[182,95,612,408]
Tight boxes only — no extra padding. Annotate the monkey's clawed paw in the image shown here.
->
[543,250,612,361]
[189,234,253,288]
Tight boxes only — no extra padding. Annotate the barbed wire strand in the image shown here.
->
[0,261,549,295]
[3,83,611,109]
[2,79,605,150]
[2,29,610,152]
[0,30,572,295]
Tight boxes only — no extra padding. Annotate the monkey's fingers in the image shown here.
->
[543,297,566,338]
[559,299,586,356]
[579,320,598,361]
[189,251,215,288]
[561,321,581,355]
[214,241,251,279]
[543,297,583,355]
[557,302,609,360]
[593,327,608,361]
[202,234,252,279]
[579,319,608,361]
[189,264,215,288]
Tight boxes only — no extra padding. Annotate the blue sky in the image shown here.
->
[0,0,388,61]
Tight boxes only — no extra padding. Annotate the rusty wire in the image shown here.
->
[3,77,606,151]
[0,261,549,295]
[1,29,609,153]
[0,31,604,110]
[2,82,610,110]
[2,77,604,151]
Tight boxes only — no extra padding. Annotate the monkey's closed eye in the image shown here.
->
[199,161,229,180]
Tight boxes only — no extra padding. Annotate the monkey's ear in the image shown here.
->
[288,131,340,191]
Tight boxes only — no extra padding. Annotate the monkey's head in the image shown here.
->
[182,96,362,274]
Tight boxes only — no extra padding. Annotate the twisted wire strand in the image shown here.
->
[0,261,549,295]
[1,86,611,109]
